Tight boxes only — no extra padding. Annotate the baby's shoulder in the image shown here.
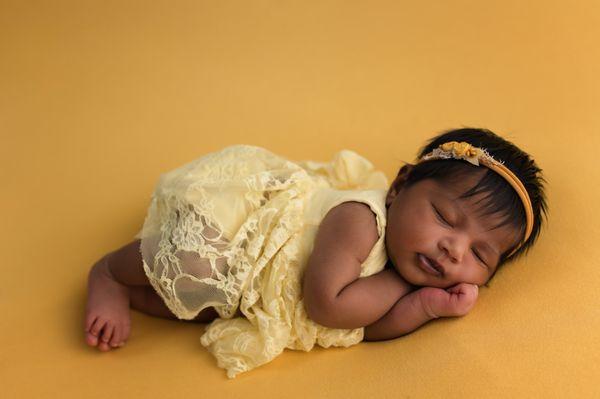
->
[318,201,379,264]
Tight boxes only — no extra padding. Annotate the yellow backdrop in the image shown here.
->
[2,1,598,397]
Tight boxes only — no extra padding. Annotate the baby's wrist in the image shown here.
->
[416,287,446,319]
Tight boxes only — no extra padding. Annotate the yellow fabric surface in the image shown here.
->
[3,1,599,397]
[135,144,390,378]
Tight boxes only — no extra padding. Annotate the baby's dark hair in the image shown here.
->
[396,127,548,285]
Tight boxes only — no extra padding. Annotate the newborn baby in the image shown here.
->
[84,127,548,378]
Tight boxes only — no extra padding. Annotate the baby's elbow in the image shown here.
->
[303,292,337,328]
[304,296,359,329]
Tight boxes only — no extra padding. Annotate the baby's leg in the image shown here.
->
[106,239,219,321]
[128,286,219,322]
[84,239,218,352]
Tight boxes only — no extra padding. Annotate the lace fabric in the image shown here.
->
[135,144,390,378]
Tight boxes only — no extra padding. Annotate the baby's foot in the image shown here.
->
[84,255,131,351]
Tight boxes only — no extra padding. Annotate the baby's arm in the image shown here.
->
[364,283,479,341]
[303,202,415,329]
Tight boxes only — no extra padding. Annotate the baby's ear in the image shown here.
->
[386,163,415,207]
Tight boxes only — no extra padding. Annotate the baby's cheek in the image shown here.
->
[469,268,489,287]
[403,225,432,248]
[395,219,419,240]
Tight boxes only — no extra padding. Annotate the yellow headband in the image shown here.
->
[417,141,533,258]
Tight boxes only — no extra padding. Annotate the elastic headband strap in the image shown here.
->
[416,141,533,258]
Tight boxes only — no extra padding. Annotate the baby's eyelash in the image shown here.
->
[432,205,450,226]
[472,249,488,268]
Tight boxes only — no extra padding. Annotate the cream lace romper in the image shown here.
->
[134,144,390,378]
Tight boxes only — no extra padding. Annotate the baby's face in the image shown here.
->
[384,174,519,288]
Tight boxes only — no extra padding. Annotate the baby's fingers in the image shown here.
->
[418,284,479,319]
[447,283,479,315]
[446,283,479,296]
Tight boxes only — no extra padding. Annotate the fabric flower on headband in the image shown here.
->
[420,140,499,167]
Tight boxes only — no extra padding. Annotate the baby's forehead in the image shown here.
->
[425,176,481,201]
[431,170,486,195]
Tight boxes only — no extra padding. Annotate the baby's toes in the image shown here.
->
[86,318,108,347]
[89,318,106,339]
[120,322,131,345]
[100,323,115,344]
[98,340,111,352]
[85,331,99,347]
[109,325,122,348]
[84,313,97,333]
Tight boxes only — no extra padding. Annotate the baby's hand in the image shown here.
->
[419,283,479,318]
